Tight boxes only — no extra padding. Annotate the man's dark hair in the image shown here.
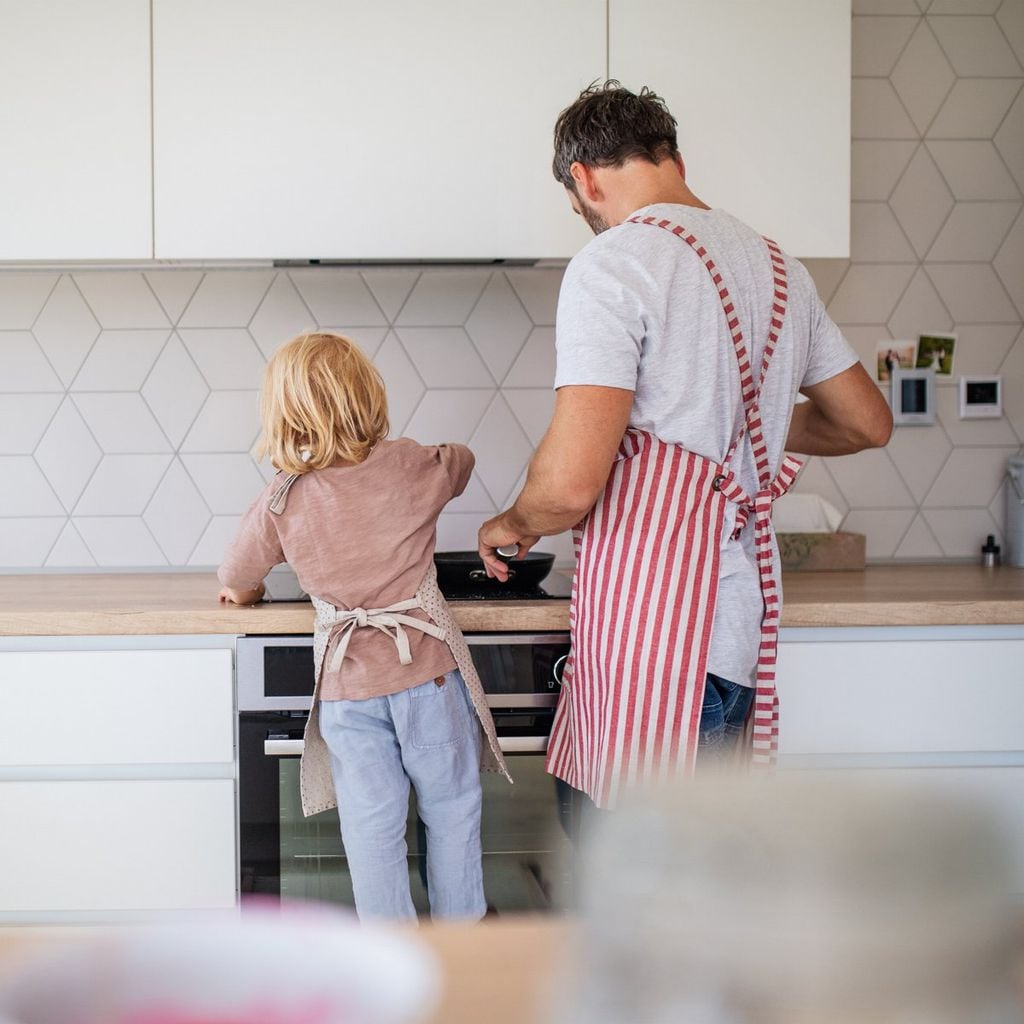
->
[552,81,679,191]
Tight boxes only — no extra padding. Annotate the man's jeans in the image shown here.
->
[697,672,755,766]
[557,672,754,839]
[319,669,484,923]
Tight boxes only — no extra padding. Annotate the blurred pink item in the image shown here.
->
[0,906,438,1024]
[123,996,339,1024]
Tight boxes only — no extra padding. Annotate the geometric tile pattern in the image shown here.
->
[793,2,1024,561]
[2,4,1023,568]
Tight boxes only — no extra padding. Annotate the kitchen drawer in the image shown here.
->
[0,779,235,915]
[0,649,233,766]
[776,638,1024,756]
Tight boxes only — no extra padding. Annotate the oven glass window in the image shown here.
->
[263,645,315,698]
[272,756,573,913]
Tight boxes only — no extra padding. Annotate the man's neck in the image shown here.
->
[595,163,711,227]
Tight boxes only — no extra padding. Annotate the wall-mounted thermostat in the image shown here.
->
[959,376,1002,419]
[891,368,936,426]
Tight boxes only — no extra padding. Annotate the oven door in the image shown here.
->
[238,634,574,914]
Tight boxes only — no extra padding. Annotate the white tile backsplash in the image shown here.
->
[926,202,1021,262]
[0,10,1022,569]
[140,335,210,448]
[927,140,1022,200]
[34,399,101,510]
[74,455,173,516]
[404,389,494,446]
[398,327,495,388]
[248,275,317,357]
[464,274,532,382]
[0,274,57,329]
[890,21,956,133]
[143,459,212,565]
[0,394,60,454]
[928,15,1024,76]
[143,271,203,323]
[0,457,64,517]
[395,270,489,326]
[1,332,64,391]
[178,271,275,328]
[180,454,266,516]
[71,329,168,392]
[73,393,172,453]
[31,277,100,386]
[178,329,266,390]
[289,271,383,328]
[72,273,169,329]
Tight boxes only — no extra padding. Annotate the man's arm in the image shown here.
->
[786,363,893,456]
[478,385,634,580]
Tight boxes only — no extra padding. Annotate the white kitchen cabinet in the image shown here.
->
[152,0,602,260]
[0,649,233,767]
[609,0,851,257]
[0,0,152,260]
[776,626,1024,892]
[776,632,1024,757]
[0,637,236,923]
[0,779,236,913]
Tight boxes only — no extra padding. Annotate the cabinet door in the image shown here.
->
[609,0,850,257]
[0,649,233,767]
[0,780,235,915]
[153,0,602,259]
[0,0,152,260]
[776,638,1024,756]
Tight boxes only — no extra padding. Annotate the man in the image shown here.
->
[478,83,891,811]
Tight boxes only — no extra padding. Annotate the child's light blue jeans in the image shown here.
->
[318,668,484,923]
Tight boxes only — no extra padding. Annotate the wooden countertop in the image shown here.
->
[0,566,1022,637]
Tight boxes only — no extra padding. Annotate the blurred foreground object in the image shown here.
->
[564,776,1022,1024]
[0,904,439,1024]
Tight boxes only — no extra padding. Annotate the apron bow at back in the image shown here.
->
[315,598,448,673]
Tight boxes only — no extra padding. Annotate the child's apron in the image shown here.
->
[268,473,511,818]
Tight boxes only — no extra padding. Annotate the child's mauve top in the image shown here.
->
[218,438,473,701]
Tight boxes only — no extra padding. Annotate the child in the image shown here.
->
[218,332,509,922]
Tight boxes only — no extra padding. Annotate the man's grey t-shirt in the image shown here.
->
[554,203,857,686]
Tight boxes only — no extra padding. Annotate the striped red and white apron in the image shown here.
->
[545,215,803,809]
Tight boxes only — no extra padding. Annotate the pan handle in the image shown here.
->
[469,568,516,581]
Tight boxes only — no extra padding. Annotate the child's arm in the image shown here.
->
[217,486,286,604]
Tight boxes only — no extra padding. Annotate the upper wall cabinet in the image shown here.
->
[610,0,851,257]
[153,0,603,261]
[0,0,152,260]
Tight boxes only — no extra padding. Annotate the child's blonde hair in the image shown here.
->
[258,332,389,474]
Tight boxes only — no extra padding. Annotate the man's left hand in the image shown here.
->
[478,514,540,582]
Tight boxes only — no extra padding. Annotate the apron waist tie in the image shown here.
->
[318,598,448,674]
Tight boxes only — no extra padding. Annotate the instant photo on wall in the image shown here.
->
[891,368,936,426]
[915,333,956,376]
[876,339,918,383]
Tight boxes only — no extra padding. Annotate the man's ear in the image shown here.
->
[570,161,601,202]
[674,153,687,181]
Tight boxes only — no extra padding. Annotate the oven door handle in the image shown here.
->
[263,736,548,757]
[264,738,305,757]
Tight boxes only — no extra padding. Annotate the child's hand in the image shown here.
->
[219,583,266,605]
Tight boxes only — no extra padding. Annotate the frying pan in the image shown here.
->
[433,550,555,594]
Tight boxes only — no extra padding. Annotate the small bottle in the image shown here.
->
[981,534,1000,568]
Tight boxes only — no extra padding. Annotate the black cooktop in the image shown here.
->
[442,573,572,602]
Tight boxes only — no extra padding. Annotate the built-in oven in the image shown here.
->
[238,633,573,915]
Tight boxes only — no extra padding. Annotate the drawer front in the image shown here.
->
[0,779,236,915]
[776,639,1024,755]
[0,649,233,766]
